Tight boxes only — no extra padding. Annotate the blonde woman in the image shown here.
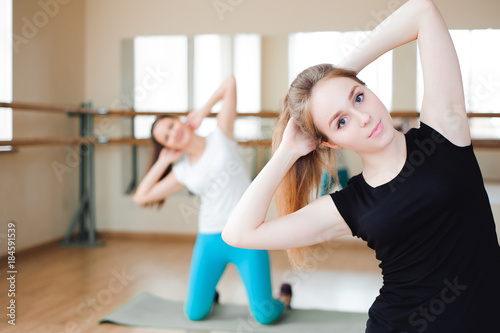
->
[223,0,500,331]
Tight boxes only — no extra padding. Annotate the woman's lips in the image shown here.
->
[369,121,383,138]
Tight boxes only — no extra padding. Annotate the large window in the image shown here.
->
[193,34,261,139]
[0,0,12,148]
[133,35,188,139]
[417,29,500,138]
[289,31,393,111]
[133,34,262,140]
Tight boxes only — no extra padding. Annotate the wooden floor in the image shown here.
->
[0,235,381,333]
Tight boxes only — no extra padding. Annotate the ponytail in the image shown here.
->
[272,96,337,269]
[272,64,364,269]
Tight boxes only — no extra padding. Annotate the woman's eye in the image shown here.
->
[355,93,364,103]
[337,117,347,129]
[169,123,174,129]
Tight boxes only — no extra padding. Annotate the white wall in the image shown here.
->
[2,0,500,255]
[0,0,85,256]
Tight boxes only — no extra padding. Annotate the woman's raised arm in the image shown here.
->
[222,118,351,250]
[132,149,184,206]
[339,0,469,145]
[187,75,237,140]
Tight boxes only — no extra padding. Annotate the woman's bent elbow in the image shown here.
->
[132,194,146,206]
[221,228,244,248]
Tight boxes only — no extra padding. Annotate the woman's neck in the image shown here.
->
[185,133,206,164]
[359,129,406,187]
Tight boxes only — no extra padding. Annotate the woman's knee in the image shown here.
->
[184,303,210,321]
[249,299,284,325]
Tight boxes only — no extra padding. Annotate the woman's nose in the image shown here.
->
[355,110,371,127]
[168,122,177,134]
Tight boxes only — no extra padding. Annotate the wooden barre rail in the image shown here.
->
[0,101,280,118]
[0,101,103,115]
[3,137,500,149]
[2,101,500,118]
[2,101,500,149]
[0,137,273,148]
[106,138,273,147]
[0,137,98,146]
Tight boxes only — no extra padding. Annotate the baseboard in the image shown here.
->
[99,231,197,243]
[0,231,365,262]
[0,232,198,261]
[0,237,64,261]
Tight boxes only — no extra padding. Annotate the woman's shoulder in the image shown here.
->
[330,174,364,198]
[209,125,237,146]
[408,122,472,150]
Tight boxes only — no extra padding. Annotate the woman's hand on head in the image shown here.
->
[279,117,317,158]
[159,147,182,163]
[187,109,206,130]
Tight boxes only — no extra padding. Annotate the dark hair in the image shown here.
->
[146,115,176,208]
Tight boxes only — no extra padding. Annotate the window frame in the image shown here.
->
[0,0,13,148]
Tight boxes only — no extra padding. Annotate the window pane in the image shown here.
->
[289,31,392,111]
[133,33,263,141]
[289,31,343,84]
[233,34,262,141]
[194,34,224,111]
[194,33,263,140]
[233,34,261,113]
[0,0,12,141]
[469,29,500,112]
[193,34,225,137]
[133,35,188,138]
[417,29,500,138]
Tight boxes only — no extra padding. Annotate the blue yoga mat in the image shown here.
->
[99,292,368,332]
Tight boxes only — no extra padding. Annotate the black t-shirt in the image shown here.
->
[330,122,500,333]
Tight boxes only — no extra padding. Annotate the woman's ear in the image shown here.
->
[321,140,342,149]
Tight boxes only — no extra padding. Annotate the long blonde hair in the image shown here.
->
[272,64,365,268]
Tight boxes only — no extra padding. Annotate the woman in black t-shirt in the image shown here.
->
[222,0,500,332]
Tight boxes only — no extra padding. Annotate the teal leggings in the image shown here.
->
[184,233,284,325]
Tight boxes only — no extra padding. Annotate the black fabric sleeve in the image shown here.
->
[329,188,359,238]
[418,121,473,150]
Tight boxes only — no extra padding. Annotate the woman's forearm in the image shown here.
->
[338,0,432,73]
[200,75,235,115]
[132,158,173,204]
[189,76,236,135]
[222,147,298,246]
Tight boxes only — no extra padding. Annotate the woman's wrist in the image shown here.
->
[274,145,301,168]
[196,105,207,115]
[156,155,176,167]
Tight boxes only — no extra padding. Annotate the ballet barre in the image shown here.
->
[3,101,500,118]
[1,100,500,149]
[0,137,273,147]
[0,101,280,118]
[1,101,500,248]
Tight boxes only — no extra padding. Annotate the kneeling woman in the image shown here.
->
[132,76,289,324]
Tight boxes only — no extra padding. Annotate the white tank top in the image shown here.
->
[172,127,251,234]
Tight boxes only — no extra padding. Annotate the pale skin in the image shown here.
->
[132,75,238,206]
[222,0,471,250]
